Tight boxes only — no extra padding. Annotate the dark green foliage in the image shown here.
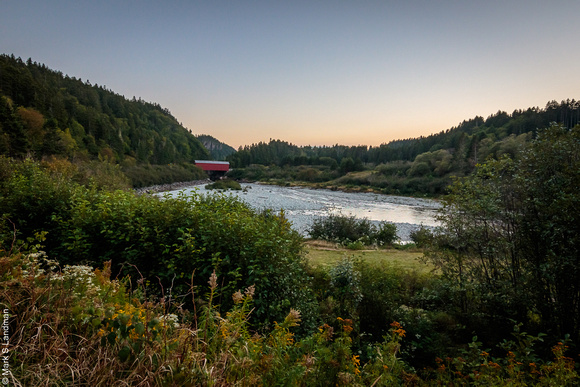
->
[228,139,303,167]
[328,257,363,319]
[407,161,431,177]
[196,134,236,160]
[309,214,373,245]
[516,125,580,342]
[122,163,206,188]
[374,222,398,246]
[0,159,79,245]
[0,54,209,163]
[309,258,458,369]
[427,124,580,344]
[308,214,397,246]
[0,96,29,156]
[0,157,130,246]
[0,159,318,333]
[339,157,363,174]
[205,179,242,190]
[410,225,435,248]
[357,263,458,366]
[375,161,411,177]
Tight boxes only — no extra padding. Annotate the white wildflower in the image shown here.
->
[63,264,98,296]
[159,314,180,328]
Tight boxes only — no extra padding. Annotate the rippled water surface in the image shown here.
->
[165,183,441,241]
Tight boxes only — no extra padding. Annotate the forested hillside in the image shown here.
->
[0,54,209,164]
[227,99,579,195]
[229,100,579,168]
[196,134,236,160]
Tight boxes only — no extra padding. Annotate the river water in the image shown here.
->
[165,183,441,242]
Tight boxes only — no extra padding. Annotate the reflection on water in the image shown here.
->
[165,183,441,241]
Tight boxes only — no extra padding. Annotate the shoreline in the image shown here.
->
[136,178,441,202]
[134,179,211,195]
[244,179,442,201]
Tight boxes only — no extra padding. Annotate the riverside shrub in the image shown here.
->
[310,257,458,369]
[0,159,318,332]
[205,178,242,190]
[308,213,398,246]
[427,124,580,344]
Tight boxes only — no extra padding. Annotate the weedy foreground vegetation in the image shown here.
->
[1,124,579,385]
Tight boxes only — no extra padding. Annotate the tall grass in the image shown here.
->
[1,242,413,386]
[3,242,577,386]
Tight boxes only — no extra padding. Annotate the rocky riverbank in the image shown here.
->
[134,179,211,195]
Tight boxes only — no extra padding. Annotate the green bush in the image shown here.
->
[374,222,398,246]
[375,161,412,177]
[309,257,461,369]
[407,161,431,177]
[0,159,318,332]
[0,158,83,247]
[205,179,242,190]
[345,240,365,250]
[123,163,206,188]
[309,214,371,244]
[308,214,397,247]
[409,225,435,248]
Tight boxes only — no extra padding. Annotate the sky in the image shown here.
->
[1,1,579,149]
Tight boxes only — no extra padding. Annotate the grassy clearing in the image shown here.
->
[304,240,434,273]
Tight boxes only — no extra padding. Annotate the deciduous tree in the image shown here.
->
[429,124,580,342]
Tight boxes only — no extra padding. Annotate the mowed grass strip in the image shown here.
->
[304,240,434,273]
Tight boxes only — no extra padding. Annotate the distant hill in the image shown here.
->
[226,99,579,196]
[196,134,236,160]
[0,54,209,163]
[228,99,580,168]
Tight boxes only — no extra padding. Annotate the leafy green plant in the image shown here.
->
[205,178,242,190]
[409,224,434,248]
[426,124,580,345]
[2,223,577,385]
[1,158,319,332]
[308,213,398,247]
[345,240,365,250]
[374,222,398,246]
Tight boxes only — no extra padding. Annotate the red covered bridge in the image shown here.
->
[194,160,230,180]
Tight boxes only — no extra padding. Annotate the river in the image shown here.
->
[164,183,441,242]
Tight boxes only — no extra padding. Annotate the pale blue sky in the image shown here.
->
[2,1,579,148]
